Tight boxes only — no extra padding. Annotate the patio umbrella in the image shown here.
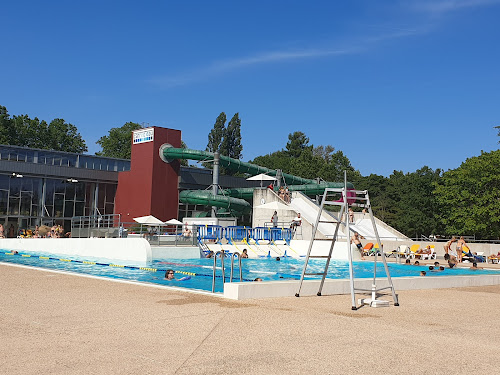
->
[164,219,183,225]
[246,173,277,187]
[133,215,164,225]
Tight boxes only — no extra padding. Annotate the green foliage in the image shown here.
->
[220,113,243,176]
[388,167,442,238]
[46,118,88,153]
[206,112,226,153]
[0,105,87,153]
[434,150,500,239]
[204,112,243,174]
[179,140,189,167]
[351,173,395,224]
[95,122,142,159]
[220,113,243,159]
[251,132,356,184]
[286,131,312,157]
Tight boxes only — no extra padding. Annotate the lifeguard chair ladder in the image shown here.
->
[295,176,399,310]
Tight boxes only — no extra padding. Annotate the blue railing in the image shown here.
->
[198,225,292,244]
[197,225,224,243]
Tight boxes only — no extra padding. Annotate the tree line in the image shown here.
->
[1,104,499,239]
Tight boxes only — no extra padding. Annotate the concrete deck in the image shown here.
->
[2,262,500,374]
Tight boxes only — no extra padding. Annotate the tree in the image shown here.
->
[286,131,312,158]
[179,140,189,167]
[496,125,500,143]
[434,150,500,239]
[220,113,242,159]
[206,112,226,153]
[96,122,142,159]
[352,173,395,224]
[0,105,87,153]
[387,167,442,238]
[0,105,14,145]
[220,113,243,176]
[251,133,357,184]
[44,119,88,153]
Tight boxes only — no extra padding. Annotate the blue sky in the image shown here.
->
[1,0,499,176]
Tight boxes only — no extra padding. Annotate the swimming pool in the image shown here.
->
[1,249,498,294]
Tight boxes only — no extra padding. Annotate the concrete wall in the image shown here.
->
[151,246,202,259]
[224,273,500,300]
[0,238,152,264]
[252,188,297,228]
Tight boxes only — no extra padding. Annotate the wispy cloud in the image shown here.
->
[148,48,354,89]
[148,27,425,89]
[412,0,500,15]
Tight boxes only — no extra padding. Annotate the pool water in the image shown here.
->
[1,249,498,294]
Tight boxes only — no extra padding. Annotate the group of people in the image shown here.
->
[278,186,291,203]
[269,211,302,231]
[444,236,484,263]
[0,223,16,238]
[405,259,483,276]
[0,223,68,238]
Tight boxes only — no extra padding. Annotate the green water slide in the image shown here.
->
[162,147,353,214]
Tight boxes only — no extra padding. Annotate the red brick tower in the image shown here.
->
[114,127,181,222]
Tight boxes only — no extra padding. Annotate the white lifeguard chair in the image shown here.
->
[295,173,399,310]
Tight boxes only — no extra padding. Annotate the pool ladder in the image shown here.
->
[212,251,242,293]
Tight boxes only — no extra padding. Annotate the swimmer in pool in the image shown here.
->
[164,269,191,281]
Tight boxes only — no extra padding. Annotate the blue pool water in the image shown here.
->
[1,249,498,294]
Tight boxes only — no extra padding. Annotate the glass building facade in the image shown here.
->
[0,144,129,235]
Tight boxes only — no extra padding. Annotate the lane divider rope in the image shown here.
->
[0,251,253,281]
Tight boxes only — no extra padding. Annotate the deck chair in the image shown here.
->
[488,255,500,264]
[372,243,383,256]
[408,244,421,259]
[396,245,409,258]
[420,245,436,260]
[362,242,374,256]
[384,247,398,258]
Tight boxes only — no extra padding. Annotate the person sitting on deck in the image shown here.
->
[290,213,302,230]
[182,225,192,238]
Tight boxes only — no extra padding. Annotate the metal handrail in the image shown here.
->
[230,252,242,282]
[212,250,226,293]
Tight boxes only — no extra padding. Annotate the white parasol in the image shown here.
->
[164,219,183,225]
[246,173,277,187]
[133,215,164,226]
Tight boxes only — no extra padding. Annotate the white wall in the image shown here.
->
[0,238,152,264]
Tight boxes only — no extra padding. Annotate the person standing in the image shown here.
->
[0,223,4,238]
[456,236,469,263]
[8,224,15,238]
[271,211,278,228]
[444,236,456,255]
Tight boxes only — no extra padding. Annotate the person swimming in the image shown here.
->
[164,269,191,281]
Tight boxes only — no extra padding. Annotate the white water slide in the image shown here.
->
[289,192,408,241]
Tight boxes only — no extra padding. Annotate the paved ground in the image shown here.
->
[2,262,499,375]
